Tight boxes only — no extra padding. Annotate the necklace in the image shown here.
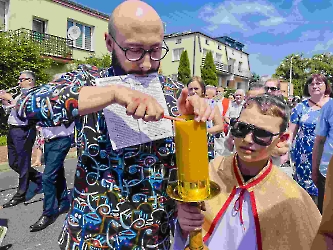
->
[308,98,323,108]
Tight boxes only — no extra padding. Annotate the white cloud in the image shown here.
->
[313,39,333,52]
[259,17,286,26]
[198,1,286,32]
[198,0,304,36]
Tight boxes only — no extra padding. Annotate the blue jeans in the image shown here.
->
[42,136,72,216]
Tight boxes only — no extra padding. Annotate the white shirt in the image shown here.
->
[225,101,244,119]
[6,93,28,126]
[42,122,75,140]
[173,188,257,250]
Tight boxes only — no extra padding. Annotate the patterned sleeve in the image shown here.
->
[315,100,333,136]
[15,65,100,126]
[290,102,303,125]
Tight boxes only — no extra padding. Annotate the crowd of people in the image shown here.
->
[0,71,75,235]
[0,0,332,249]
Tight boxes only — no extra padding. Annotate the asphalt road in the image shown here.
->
[0,158,77,250]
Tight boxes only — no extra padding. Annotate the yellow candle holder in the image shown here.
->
[166,115,221,250]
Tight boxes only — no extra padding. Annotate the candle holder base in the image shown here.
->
[166,181,221,203]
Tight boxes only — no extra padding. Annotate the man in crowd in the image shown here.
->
[224,89,245,124]
[0,1,213,249]
[1,71,42,208]
[30,122,74,232]
[264,78,282,97]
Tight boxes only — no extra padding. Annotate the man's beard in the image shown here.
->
[112,50,160,75]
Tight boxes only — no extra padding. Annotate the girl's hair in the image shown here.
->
[186,76,206,95]
[303,74,331,97]
[243,94,290,132]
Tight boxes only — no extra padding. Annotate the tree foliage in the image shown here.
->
[251,72,260,82]
[201,51,218,86]
[273,53,333,97]
[177,50,191,84]
[0,31,53,89]
[70,53,112,70]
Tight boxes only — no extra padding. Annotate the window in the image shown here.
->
[218,44,221,50]
[216,53,222,63]
[172,48,184,61]
[205,39,209,45]
[67,20,93,51]
[226,80,230,87]
[32,18,46,34]
[203,49,208,57]
[238,62,243,72]
[176,38,182,44]
[0,0,6,31]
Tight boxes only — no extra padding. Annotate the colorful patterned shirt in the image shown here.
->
[16,65,178,250]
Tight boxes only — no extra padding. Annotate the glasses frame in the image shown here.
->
[264,86,279,92]
[18,78,31,82]
[230,118,281,146]
[109,33,169,62]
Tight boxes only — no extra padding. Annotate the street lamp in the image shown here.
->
[289,54,298,97]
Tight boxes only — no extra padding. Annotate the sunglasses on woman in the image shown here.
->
[230,118,280,146]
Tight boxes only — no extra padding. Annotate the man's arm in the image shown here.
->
[207,105,224,135]
[312,135,326,187]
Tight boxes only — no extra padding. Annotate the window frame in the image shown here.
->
[172,48,184,61]
[67,19,94,52]
[0,0,8,31]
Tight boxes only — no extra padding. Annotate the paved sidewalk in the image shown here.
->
[0,159,77,250]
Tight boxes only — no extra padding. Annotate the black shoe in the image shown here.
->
[2,197,25,208]
[58,203,70,215]
[30,215,57,232]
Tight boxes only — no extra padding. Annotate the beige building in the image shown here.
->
[163,31,252,91]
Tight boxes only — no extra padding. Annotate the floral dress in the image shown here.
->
[34,125,45,152]
[290,100,329,196]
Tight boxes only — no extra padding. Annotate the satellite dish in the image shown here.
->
[67,26,81,40]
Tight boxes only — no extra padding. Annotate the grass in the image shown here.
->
[0,151,78,173]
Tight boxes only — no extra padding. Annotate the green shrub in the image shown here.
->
[0,136,7,146]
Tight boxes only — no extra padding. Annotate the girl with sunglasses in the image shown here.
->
[175,94,321,250]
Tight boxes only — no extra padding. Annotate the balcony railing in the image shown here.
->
[201,57,228,73]
[12,28,73,59]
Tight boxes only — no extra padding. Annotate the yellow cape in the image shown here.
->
[202,154,321,250]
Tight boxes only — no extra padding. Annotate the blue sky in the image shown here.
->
[74,0,333,76]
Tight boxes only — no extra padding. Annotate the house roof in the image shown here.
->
[51,0,109,20]
[164,31,249,55]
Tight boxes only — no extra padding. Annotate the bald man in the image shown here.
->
[0,1,214,249]
[224,89,245,124]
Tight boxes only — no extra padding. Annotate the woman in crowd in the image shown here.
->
[187,76,224,160]
[289,74,331,203]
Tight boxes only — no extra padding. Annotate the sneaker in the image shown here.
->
[0,225,8,246]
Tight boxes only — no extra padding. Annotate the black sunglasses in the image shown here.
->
[230,118,280,146]
[265,86,279,92]
[18,78,30,82]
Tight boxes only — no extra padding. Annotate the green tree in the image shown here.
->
[177,50,191,84]
[201,51,218,86]
[273,54,308,97]
[0,31,53,89]
[252,72,260,82]
[71,54,112,70]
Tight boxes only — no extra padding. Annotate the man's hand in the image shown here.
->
[177,88,214,122]
[113,86,164,122]
[0,91,14,106]
[177,202,205,234]
[0,91,13,102]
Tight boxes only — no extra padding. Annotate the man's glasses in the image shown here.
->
[109,33,169,62]
[230,118,280,146]
[264,86,279,92]
[18,78,30,82]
